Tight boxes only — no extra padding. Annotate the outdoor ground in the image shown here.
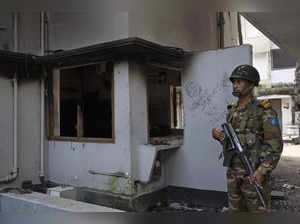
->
[271,142,300,212]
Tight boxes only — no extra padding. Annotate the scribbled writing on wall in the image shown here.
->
[183,72,233,125]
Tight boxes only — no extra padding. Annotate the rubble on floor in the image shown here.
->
[270,176,300,212]
[147,176,297,213]
[148,201,223,212]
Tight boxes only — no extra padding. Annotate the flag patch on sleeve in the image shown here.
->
[269,117,278,126]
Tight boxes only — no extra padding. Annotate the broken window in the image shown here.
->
[147,68,184,144]
[51,62,114,141]
[170,86,184,129]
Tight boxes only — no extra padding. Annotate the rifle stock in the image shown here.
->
[221,122,266,209]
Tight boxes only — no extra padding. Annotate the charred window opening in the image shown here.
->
[52,62,114,140]
[170,86,184,129]
[147,68,184,144]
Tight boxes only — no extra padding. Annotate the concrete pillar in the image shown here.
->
[295,62,300,106]
[293,62,300,142]
[128,61,148,180]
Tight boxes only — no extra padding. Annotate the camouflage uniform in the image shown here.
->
[223,98,283,212]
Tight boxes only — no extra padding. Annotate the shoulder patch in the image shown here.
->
[260,99,271,109]
[269,117,278,126]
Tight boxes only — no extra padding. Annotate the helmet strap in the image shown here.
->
[240,83,253,96]
[232,81,254,98]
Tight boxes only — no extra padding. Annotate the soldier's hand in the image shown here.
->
[212,128,225,142]
[249,170,264,186]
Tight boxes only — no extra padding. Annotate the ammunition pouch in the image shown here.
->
[221,129,262,168]
[222,138,236,167]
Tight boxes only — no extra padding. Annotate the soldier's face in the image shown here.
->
[232,78,253,97]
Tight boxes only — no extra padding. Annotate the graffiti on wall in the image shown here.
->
[183,72,233,125]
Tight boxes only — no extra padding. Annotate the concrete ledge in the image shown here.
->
[136,144,180,183]
[0,192,123,213]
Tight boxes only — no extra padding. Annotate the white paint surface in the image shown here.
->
[17,80,42,186]
[48,12,129,51]
[0,192,123,212]
[253,52,269,83]
[0,76,13,179]
[0,78,41,186]
[136,144,180,183]
[271,68,296,84]
[281,97,293,135]
[0,9,239,54]
[129,62,148,180]
[165,45,252,192]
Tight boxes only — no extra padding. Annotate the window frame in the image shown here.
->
[47,62,115,143]
[270,48,296,71]
[146,66,184,144]
[170,86,184,129]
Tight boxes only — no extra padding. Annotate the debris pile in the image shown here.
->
[148,201,221,212]
[270,176,300,212]
[149,174,300,212]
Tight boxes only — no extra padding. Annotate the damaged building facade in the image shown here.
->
[0,8,252,211]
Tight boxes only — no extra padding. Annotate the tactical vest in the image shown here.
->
[222,99,265,168]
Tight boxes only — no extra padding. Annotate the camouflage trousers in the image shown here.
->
[226,164,272,212]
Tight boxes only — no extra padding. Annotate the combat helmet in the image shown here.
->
[229,64,260,86]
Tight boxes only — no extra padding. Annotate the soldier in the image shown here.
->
[212,64,283,212]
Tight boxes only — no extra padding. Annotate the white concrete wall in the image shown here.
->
[18,13,41,55]
[165,45,252,192]
[0,76,14,181]
[282,97,293,135]
[0,12,14,50]
[0,77,42,186]
[0,9,238,53]
[254,52,270,85]
[47,12,129,51]
[129,11,218,51]
[271,68,296,84]
[16,80,42,186]
[0,11,128,53]
[128,61,148,180]
[47,60,134,195]
[47,11,218,52]
[241,16,270,53]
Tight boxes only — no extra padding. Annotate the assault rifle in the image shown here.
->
[221,122,266,209]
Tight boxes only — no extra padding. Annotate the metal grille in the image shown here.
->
[271,49,296,70]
